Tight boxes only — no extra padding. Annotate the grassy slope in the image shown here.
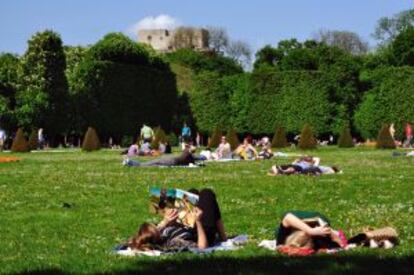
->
[0,147,414,274]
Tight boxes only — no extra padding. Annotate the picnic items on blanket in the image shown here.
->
[149,187,199,228]
[114,235,249,257]
[348,227,398,249]
[0,156,20,163]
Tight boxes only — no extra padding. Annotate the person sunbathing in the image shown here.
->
[269,155,341,175]
[268,156,320,175]
[123,145,196,167]
[275,211,345,250]
[234,138,258,160]
[127,189,227,251]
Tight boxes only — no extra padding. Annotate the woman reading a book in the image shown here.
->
[128,189,227,251]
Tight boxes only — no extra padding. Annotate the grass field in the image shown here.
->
[1,147,414,274]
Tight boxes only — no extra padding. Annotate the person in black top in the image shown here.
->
[127,189,227,251]
[123,145,196,167]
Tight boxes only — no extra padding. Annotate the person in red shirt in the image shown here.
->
[404,123,412,148]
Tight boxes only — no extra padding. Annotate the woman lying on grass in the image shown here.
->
[268,156,340,176]
[123,145,196,167]
[276,211,346,252]
[128,189,227,251]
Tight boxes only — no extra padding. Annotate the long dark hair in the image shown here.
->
[128,222,161,251]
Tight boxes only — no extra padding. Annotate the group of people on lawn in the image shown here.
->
[127,188,347,252]
[124,131,340,176]
[126,191,395,254]
[120,125,397,254]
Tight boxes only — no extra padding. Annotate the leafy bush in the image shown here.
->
[226,128,239,150]
[151,127,168,149]
[208,126,222,148]
[16,30,69,144]
[271,126,288,148]
[121,136,133,148]
[82,127,101,151]
[190,72,231,132]
[71,60,177,139]
[166,48,243,76]
[88,33,150,66]
[298,123,317,149]
[11,128,29,152]
[248,68,332,134]
[28,129,38,151]
[167,132,178,146]
[376,124,396,149]
[354,67,414,140]
[337,122,354,148]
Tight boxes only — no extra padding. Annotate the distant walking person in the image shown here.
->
[0,127,6,151]
[389,123,396,140]
[182,123,192,143]
[38,128,45,149]
[404,123,412,148]
[140,124,154,143]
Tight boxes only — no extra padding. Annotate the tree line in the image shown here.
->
[1,9,414,146]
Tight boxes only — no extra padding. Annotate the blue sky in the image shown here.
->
[0,0,413,55]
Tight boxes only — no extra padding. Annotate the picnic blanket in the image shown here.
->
[158,163,205,168]
[115,234,248,257]
[0,156,20,163]
[205,158,253,162]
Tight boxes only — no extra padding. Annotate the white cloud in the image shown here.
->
[126,14,182,36]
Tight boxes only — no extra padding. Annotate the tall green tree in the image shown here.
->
[373,9,414,45]
[390,26,414,66]
[16,30,69,144]
[70,33,177,141]
[0,53,19,132]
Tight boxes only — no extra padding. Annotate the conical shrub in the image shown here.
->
[226,128,239,150]
[337,123,354,148]
[82,127,101,151]
[376,123,396,149]
[28,129,39,151]
[298,123,317,150]
[208,126,222,148]
[272,126,288,148]
[11,128,29,152]
[151,127,168,149]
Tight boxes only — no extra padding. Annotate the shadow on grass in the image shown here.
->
[15,254,414,275]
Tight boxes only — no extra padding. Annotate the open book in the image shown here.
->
[149,187,199,227]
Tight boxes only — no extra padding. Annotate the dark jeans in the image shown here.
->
[126,157,177,167]
[196,189,222,246]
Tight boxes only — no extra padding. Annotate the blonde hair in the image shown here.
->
[128,223,161,251]
[285,231,313,248]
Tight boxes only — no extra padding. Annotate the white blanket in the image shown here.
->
[258,239,277,251]
[116,234,248,257]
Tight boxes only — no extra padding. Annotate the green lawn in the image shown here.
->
[1,147,414,274]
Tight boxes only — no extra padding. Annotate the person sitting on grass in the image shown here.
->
[211,136,232,160]
[126,143,139,157]
[275,211,346,251]
[127,189,227,251]
[123,144,196,167]
[258,137,273,160]
[139,140,152,156]
[234,137,258,160]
